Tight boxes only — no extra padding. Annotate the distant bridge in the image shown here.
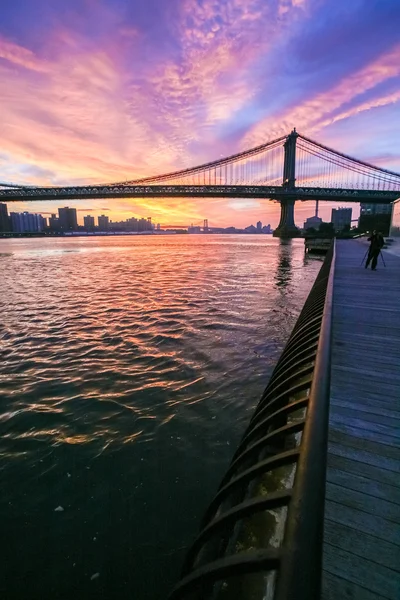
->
[1,130,399,237]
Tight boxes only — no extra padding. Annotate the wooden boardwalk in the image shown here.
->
[322,240,400,600]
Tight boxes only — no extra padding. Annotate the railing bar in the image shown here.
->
[267,349,317,388]
[234,398,308,455]
[256,365,314,407]
[271,338,319,375]
[249,377,312,428]
[168,550,281,600]
[234,413,305,466]
[228,421,305,474]
[182,490,292,575]
[206,450,299,524]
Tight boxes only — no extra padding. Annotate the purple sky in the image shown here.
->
[1,0,399,226]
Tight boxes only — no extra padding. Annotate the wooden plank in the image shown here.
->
[326,467,400,504]
[332,355,400,372]
[329,424,400,453]
[327,453,400,489]
[326,481,400,524]
[329,432,399,461]
[330,404,400,428]
[324,519,400,571]
[325,500,400,546]
[329,398,400,421]
[329,378,400,402]
[328,441,400,473]
[332,365,400,385]
[329,413,400,440]
[322,571,389,600]
[323,543,400,599]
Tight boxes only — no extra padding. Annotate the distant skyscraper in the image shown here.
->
[331,207,352,231]
[256,220,262,232]
[84,215,95,231]
[58,207,78,231]
[49,214,60,231]
[9,211,45,232]
[0,203,10,232]
[98,215,109,230]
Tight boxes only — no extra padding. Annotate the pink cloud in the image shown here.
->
[243,43,400,145]
[0,36,49,72]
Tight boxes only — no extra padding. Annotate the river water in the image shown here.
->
[0,235,322,600]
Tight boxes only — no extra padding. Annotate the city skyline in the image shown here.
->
[0,202,275,233]
[1,1,399,227]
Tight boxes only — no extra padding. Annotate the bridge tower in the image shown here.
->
[273,128,301,238]
[203,219,209,232]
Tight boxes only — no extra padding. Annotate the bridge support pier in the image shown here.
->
[273,198,300,238]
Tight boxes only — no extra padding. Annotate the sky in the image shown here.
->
[1,0,399,227]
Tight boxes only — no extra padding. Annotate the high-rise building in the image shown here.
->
[256,220,262,232]
[10,211,45,232]
[0,203,10,232]
[37,215,47,231]
[58,207,78,231]
[331,207,352,231]
[84,215,95,231]
[98,215,109,230]
[49,214,60,231]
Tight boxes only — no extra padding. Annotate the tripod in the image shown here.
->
[361,249,386,268]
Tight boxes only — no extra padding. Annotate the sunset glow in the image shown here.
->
[1,0,399,226]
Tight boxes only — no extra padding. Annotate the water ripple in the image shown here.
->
[0,234,322,600]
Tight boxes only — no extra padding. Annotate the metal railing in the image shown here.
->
[168,241,335,600]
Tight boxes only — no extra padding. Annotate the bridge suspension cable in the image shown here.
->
[296,134,400,191]
[113,135,286,187]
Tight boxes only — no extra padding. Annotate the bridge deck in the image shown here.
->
[322,240,400,599]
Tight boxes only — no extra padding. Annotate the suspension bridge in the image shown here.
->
[1,129,399,237]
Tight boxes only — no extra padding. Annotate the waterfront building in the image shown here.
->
[9,211,46,233]
[390,199,400,237]
[359,202,392,234]
[98,215,109,230]
[0,203,10,232]
[360,203,392,216]
[331,207,352,231]
[84,215,95,231]
[49,214,60,231]
[304,215,323,231]
[257,221,262,232]
[58,207,78,231]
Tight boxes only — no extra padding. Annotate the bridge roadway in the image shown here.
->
[0,184,398,203]
[322,240,400,599]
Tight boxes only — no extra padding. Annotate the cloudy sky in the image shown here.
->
[1,0,399,227]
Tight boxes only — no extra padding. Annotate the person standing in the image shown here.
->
[365,231,384,270]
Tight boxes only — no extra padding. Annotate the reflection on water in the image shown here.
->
[274,240,293,290]
[0,235,321,600]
